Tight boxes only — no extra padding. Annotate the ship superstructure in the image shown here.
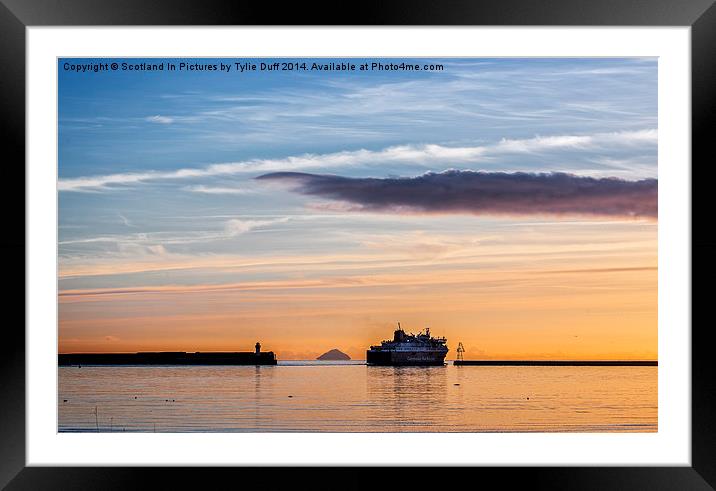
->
[366,323,448,366]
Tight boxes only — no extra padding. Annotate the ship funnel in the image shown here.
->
[394,322,405,342]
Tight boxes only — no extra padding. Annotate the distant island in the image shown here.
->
[316,349,351,361]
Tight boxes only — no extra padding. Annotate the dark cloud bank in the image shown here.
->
[257,170,657,218]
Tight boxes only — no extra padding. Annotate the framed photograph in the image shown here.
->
[4,0,715,488]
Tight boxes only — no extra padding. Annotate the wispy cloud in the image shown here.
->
[118,213,134,227]
[59,217,289,251]
[224,217,289,236]
[257,170,658,219]
[58,129,656,192]
[493,129,655,153]
[146,115,174,124]
[183,185,255,195]
[58,260,657,300]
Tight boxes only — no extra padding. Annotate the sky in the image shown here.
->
[58,57,658,360]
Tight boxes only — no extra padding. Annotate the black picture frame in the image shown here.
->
[2,0,714,488]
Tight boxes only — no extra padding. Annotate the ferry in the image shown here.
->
[366,323,448,366]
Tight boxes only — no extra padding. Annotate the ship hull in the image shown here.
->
[366,349,447,366]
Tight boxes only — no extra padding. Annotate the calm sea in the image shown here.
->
[58,362,657,432]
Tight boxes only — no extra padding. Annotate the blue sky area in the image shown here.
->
[58,57,657,291]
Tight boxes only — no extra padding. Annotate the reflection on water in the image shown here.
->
[366,366,448,430]
[58,362,656,432]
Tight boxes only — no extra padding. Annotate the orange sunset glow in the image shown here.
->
[59,218,657,360]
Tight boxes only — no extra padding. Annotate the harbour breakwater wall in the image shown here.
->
[453,360,657,366]
[58,351,278,366]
